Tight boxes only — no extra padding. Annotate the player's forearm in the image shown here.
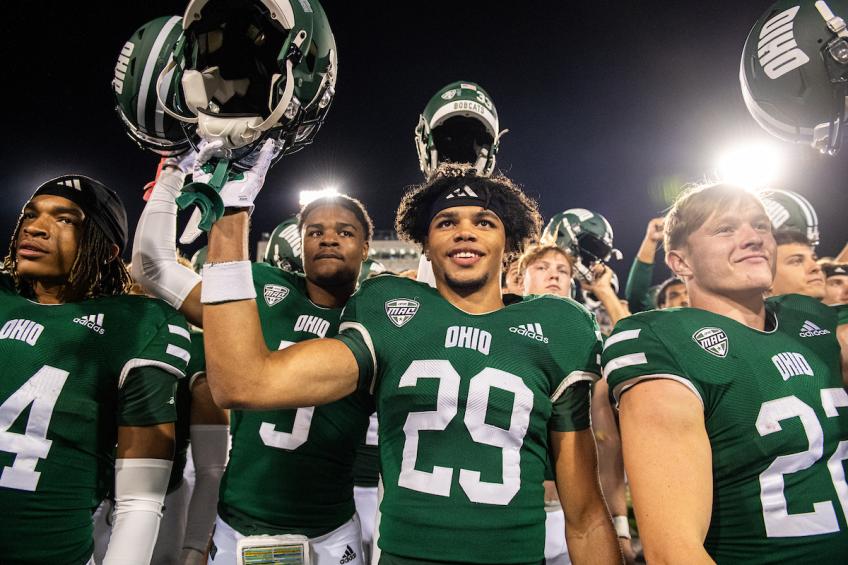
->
[564,506,622,565]
[636,237,658,264]
[592,385,627,516]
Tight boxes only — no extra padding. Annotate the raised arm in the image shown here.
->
[131,161,203,326]
[619,379,715,565]
[202,210,359,410]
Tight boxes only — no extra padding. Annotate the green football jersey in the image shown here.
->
[168,329,207,492]
[218,264,373,537]
[603,294,848,563]
[834,303,848,326]
[0,275,189,565]
[334,276,601,563]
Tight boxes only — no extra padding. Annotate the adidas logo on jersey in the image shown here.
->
[73,314,105,335]
[263,284,290,307]
[339,545,357,565]
[445,325,491,355]
[0,318,45,346]
[294,314,330,337]
[509,323,549,343]
[385,298,419,327]
[692,327,728,358]
[772,352,813,381]
[799,320,830,337]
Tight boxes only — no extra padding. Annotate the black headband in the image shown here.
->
[427,183,507,226]
[30,175,128,252]
[823,263,848,278]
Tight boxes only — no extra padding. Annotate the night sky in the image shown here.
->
[4,1,847,287]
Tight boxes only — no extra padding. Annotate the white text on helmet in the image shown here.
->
[112,42,134,95]
[757,6,811,79]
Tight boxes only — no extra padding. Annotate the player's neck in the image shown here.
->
[690,286,767,330]
[305,278,355,309]
[436,277,504,314]
[30,279,66,304]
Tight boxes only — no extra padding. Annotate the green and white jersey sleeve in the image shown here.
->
[834,302,848,327]
[334,275,601,563]
[0,279,188,565]
[602,295,848,563]
[217,264,373,538]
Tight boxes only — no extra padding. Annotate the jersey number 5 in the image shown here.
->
[0,366,70,491]
[397,360,533,506]
[757,389,848,537]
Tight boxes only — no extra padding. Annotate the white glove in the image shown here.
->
[191,138,277,210]
[179,139,278,244]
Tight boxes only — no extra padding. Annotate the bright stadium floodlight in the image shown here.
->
[299,186,339,206]
[715,143,783,189]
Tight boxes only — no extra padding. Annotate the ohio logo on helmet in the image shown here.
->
[385,299,420,327]
[757,6,810,79]
[692,327,729,358]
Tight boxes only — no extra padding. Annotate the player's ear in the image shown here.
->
[361,241,369,262]
[666,249,692,279]
[107,244,120,262]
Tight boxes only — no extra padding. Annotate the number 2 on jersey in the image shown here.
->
[0,366,69,491]
[757,389,848,537]
[398,360,533,506]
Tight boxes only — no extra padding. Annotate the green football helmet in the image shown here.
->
[541,208,621,282]
[156,0,337,165]
[112,16,192,156]
[741,0,848,154]
[758,188,820,246]
[415,81,506,178]
[262,216,303,272]
[358,258,387,284]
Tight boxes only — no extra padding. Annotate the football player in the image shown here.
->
[519,244,636,564]
[132,142,374,564]
[769,230,826,299]
[823,262,848,305]
[201,166,621,564]
[603,183,848,562]
[0,175,190,564]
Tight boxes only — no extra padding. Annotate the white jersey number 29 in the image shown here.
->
[397,360,533,506]
[0,365,70,491]
[756,389,848,537]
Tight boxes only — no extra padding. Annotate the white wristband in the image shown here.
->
[200,261,257,304]
[613,515,631,539]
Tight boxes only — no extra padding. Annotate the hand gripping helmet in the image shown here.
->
[758,188,820,245]
[157,0,337,165]
[581,270,620,311]
[741,0,848,154]
[415,81,507,178]
[262,216,303,272]
[112,16,192,156]
[541,208,622,282]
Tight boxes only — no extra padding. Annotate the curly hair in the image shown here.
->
[4,215,131,302]
[395,163,541,259]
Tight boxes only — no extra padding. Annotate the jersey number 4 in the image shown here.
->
[0,366,70,491]
[757,389,848,537]
[398,360,533,506]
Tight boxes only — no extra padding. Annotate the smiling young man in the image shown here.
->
[603,183,848,563]
[200,167,620,564]
[0,175,190,565]
[132,147,375,564]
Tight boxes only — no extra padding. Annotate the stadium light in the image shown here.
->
[715,143,783,189]
[299,186,339,206]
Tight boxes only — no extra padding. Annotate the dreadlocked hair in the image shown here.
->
[3,216,131,302]
[395,163,541,261]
